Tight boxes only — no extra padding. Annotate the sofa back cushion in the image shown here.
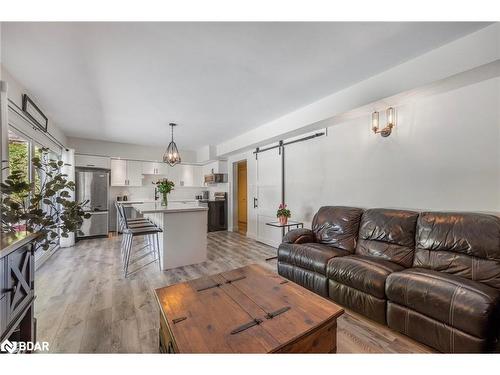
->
[312,206,364,252]
[356,208,419,267]
[414,212,500,289]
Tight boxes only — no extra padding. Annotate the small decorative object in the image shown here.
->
[22,94,48,132]
[154,178,175,206]
[1,148,91,250]
[371,107,395,137]
[276,203,291,225]
[163,123,182,166]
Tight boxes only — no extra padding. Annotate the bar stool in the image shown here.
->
[116,203,162,277]
[115,202,155,256]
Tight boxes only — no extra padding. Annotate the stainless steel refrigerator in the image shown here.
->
[75,169,109,238]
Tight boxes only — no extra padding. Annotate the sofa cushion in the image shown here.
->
[278,242,349,275]
[328,279,387,324]
[387,302,495,353]
[356,208,419,267]
[278,262,329,297]
[414,212,500,289]
[312,206,364,252]
[386,268,500,339]
[327,255,404,299]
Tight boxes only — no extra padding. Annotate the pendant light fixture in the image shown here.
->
[163,123,182,166]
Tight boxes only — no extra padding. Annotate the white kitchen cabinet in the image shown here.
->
[192,166,203,187]
[127,160,143,186]
[179,165,193,187]
[167,164,181,186]
[111,159,127,186]
[142,161,170,176]
[111,159,143,186]
[167,165,203,187]
[75,154,111,169]
[142,161,159,175]
[157,163,169,176]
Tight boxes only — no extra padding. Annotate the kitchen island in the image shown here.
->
[131,201,208,270]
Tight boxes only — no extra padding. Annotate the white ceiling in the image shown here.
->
[1,22,489,150]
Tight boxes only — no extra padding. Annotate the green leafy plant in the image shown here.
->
[1,148,91,250]
[153,178,175,194]
[153,178,175,205]
[276,203,291,218]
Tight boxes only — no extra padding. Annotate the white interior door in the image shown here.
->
[256,149,282,248]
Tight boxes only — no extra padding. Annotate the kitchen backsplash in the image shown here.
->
[110,175,228,202]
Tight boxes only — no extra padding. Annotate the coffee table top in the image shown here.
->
[155,263,344,353]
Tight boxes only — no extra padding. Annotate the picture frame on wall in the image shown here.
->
[22,94,48,132]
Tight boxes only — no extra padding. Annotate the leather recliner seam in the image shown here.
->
[403,270,497,302]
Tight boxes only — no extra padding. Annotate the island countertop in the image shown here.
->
[131,201,209,214]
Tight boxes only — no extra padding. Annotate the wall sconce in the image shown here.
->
[371,107,395,137]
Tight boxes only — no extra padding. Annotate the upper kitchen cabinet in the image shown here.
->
[111,159,143,186]
[110,159,127,186]
[162,164,203,187]
[127,160,143,186]
[141,161,160,175]
[75,154,111,169]
[179,165,195,187]
[192,166,203,187]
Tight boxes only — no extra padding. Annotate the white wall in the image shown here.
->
[227,78,500,238]
[283,77,500,227]
[1,65,67,150]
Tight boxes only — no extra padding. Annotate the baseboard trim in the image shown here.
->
[35,244,60,271]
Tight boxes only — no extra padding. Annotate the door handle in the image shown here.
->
[253,198,258,208]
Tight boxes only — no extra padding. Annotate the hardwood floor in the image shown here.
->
[35,231,432,353]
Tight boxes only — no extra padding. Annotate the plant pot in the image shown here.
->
[161,193,169,206]
[278,216,288,225]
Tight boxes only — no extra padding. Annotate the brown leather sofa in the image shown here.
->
[277,206,500,353]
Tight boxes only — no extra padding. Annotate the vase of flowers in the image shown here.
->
[276,203,291,225]
[154,178,175,206]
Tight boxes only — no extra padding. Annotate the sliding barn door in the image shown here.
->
[256,149,282,248]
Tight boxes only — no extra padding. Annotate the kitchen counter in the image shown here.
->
[131,201,208,214]
[117,199,199,205]
[131,202,208,270]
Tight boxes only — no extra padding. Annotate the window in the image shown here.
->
[8,129,31,185]
[7,128,62,251]
[7,129,31,231]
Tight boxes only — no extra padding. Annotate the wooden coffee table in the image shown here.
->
[154,264,344,353]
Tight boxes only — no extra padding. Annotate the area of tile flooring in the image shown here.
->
[34,231,432,353]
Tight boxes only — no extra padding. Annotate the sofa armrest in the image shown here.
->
[282,228,315,244]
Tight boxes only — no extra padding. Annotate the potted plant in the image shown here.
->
[154,178,175,206]
[276,203,291,225]
[1,148,91,250]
